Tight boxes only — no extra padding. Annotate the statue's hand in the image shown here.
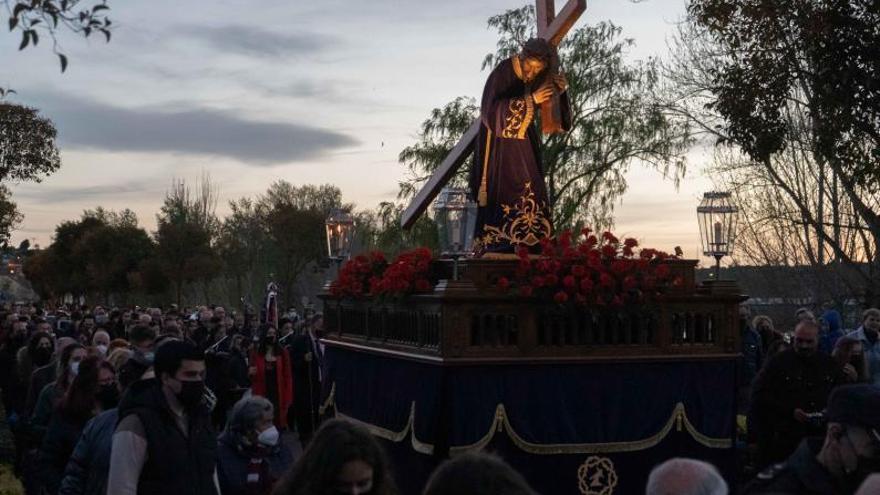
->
[532,82,555,104]
[553,73,569,92]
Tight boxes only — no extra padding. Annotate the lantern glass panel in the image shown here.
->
[325,209,354,260]
[696,192,738,258]
[433,187,477,256]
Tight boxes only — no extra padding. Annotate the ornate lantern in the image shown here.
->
[697,191,738,279]
[432,187,477,256]
[325,209,354,261]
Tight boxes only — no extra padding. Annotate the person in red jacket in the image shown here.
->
[249,325,293,429]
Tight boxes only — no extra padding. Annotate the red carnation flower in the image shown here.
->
[579,278,594,293]
[497,276,510,290]
[519,286,534,297]
[571,265,586,277]
[563,275,576,289]
[554,291,569,304]
[599,273,614,288]
[415,279,432,292]
[623,275,638,291]
[545,274,559,286]
[531,276,545,288]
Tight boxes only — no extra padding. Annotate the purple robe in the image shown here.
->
[469,57,571,254]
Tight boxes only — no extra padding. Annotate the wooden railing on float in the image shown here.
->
[319,259,747,363]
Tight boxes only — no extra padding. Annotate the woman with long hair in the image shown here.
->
[832,336,871,383]
[31,343,87,436]
[39,356,117,494]
[249,325,293,428]
[273,419,397,495]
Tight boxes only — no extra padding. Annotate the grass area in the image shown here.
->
[0,464,22,495]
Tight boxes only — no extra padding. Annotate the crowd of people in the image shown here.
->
[0,301,877,494]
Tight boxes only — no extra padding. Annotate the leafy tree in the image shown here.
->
[0,103,61,182]
[0,185,22,246]
[216,197,270,305]
[398,5,692,230]
[3,0,112,71]
[258,182,345,308]
[22,208,154,302]
[154,177,221,306]
[677,0,880,305]
[355,202,439,256]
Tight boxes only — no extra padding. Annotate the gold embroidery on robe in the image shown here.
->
[501,93,534,140]
[477,182,552,247]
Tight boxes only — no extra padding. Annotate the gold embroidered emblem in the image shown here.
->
[477,182,552,248]
[577,456,618,495]
[501,94,534,139]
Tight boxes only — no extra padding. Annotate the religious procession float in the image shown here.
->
[318,2,746,494]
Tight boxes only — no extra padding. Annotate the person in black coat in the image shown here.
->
[216,396,292,495]
[39,357,117,494]
[287,315,324,446]
[750,320,846,469]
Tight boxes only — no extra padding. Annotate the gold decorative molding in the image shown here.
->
[331,388,732,456]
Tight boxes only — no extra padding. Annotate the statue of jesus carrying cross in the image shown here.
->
[469,38,571,255]
[400,0,586,256]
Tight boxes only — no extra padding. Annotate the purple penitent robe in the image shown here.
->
[468,56,571,255]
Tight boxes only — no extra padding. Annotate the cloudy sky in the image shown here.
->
[1,0,714,261]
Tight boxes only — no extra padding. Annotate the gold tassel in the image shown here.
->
[478,128,492,207]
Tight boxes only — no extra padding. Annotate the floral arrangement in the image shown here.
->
[330,248,434,298]
[496,229,682,307]
[329,251,387,298]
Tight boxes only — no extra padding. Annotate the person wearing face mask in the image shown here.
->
[846,308,880,385]
[249,325,293,429]
[39,357,116,494]
[744,384,880,494]
[750,321,847,469]
[273,419,397,495]
[59,353,137,495]
[217,396,293,495]
[31,343,87,441]
[108,340,219,495]
[91,330,111,357]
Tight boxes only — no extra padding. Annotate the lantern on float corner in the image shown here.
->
[697,191,738,280]
[432,187,477,256]
[325,209,354,262]
[432,187,476,280]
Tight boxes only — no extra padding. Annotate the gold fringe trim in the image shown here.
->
[331,390,732,456]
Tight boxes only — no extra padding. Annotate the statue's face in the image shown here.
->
[521,56,546,83]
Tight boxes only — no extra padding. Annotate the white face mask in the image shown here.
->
[96,344,108,356]
[69,361,80,376]
[257,426,280,447]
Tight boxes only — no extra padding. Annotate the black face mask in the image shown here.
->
[176,380,205,411]
[96,384,120,409]
[33,347,53,367]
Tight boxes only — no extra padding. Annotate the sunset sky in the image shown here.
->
[1,0,715,263]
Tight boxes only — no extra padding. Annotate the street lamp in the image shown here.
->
[697,191,738,280]
[432,187,477,280]
[325,209,354,263]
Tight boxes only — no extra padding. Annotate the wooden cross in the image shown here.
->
[400,0,586,229]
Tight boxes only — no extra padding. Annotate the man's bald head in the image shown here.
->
[646,458,728,495]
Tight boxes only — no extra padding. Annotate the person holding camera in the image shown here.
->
[750,320,847,469]
[744,384,880,494]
